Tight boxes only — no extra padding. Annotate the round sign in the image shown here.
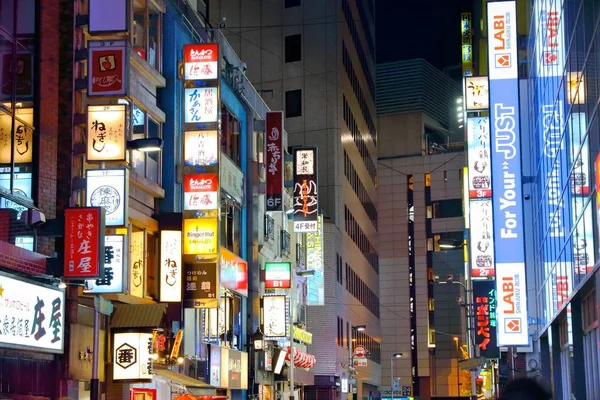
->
[354,345,367,358]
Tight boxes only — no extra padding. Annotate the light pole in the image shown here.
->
[348,324,366,400]
[390,353,402,400]
[289,270,315,400]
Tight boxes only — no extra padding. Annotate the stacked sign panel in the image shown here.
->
[292,147,319,233]
[266,111,284,211]
[487,0,529,346]
[180,43,221,309]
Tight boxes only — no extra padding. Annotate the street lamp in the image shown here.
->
[126,137,163,152]
[390,353,403,400]
[289,269,315,400]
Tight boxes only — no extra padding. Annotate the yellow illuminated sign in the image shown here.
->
[461,12,473,76]
[183,218,218,255]
[293,326,313,344]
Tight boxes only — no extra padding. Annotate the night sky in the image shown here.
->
[376,0,474,71]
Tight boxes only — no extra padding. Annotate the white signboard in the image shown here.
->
[113,332,153,381]
[86,168,128,226]
[496,263,529,346]
[469,200,495,278]
[467,117,492,199]
[464,76,489,110]
[87,105,127,162]
[130,231,145,298]
[184,87,218,123]
[534,0,565,78]
[184,130,219,167]
[220,154,245,205]
[84,235,125,294]
[0,108,34,164]
[263,295,287,338]
[160,230,182,302]
[487,1,518,80]
[0,273,65,353]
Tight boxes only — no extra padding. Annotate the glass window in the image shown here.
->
[284,0,301,8]
[132,0,162,72]
[432,199,463,218]
[131,103,161,184]
[220,200,241,255]
[146,232,158,300]
[285,34,301,63]
[285,89,302,118]
[221,106,241,166]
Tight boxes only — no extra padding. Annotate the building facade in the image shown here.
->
[376,59,467,400]
[524,0,600,398]
[209,1,382,399]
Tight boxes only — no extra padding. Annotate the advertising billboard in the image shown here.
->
[183,43,219,81]
[293,148,319,232]
[64,207,105,279]
[465,77,489,110]
[487,0,529,346]
[265,111,285,211]
[467,117,492,198]
[472,280,500,359]
[469,200,495,278]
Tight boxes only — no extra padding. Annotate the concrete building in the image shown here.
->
[376,59,467,399]
[209,0,381,398]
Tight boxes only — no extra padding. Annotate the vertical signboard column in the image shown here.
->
[266,111,284,212]
[487,0,529,346]
[179,43,221,310]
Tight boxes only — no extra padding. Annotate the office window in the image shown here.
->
[285,0,301,7]
[221,105,241,166]
[220,200,241,255]
[285,34,302,63]
[432,199,463,218]
[132,0,163,72]
[285,89,302,118]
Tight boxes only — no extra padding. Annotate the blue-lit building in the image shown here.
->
[524,0,600,398]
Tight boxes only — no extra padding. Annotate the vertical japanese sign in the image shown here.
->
[0,108,34,164]
[0,273,65,352]
[113,332,153,381]
[184,130,219,167]
[487,0,529,346]
[473,280,500,358]
[461,12,473,76]
[183,262,218,308]
[469,200,495,278]
[86,168,128,226]
[183,44,219,81]
[293,147,318,232]
[86,105,127,161]
[467,117,492,199]
[130,230,145,298]
[262,295,288,338]
[184,87,219,123]
[306,215,324,306]
[160,231,182,302]
[64,207,105,279]
[84,235,125,294]
[87,40,129,97]
[266,111,284,211]
[464,77,490,111]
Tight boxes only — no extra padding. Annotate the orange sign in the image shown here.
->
[170,330,184,360]
[183,218,218,255]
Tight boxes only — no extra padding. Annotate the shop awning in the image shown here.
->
[110,303,167,329]
[154,369,218,396]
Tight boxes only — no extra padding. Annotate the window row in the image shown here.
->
[285,89,302,118]
[342,96,376,184]
[285,34,302,63]
[344,150,377,229]
[342,43,377,147]
[344,205,378,273]
[346,262,380,318]
[341,0,374,96]
[336,317,381,364]
[355,0,375,58]
[431,198,463,219]
[336,253,343,284]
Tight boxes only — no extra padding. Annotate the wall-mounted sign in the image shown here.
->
[64,207,105,279]
[473,279,500,358]
[183,218,218,255]
[184,130,219,167]
[183,43,219,81]
[160,230,182,302]
[183,262,218,308]
[184,87,218,123]
[293,148,318,232]
[467,117,491,198]
[264,262,291,289]
[265,111,284,211]
[0,107,34,164]
[567,72,585,104]
[461,12,473,77]
[113,332,153,381]
[220,247,248,297]
[263,295,287,338]
[84,235,125,294]
[570,113,590,196]
[220,154,245,205]
[293,326,313,344]
[89,0,129,34]
[0,273,65,353]
[469,200,495,278]
[464,76,489,110]
[306,215,324,305]
[183,173,219,211]
[132,105,145,126]
[130,230,145,298]
[88,40,128,97]
[86,105,127,162]
[86,168,128,226]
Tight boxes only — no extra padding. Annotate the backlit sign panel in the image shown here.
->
[183,262,218,309]
[88,40,128,97]
[0,273,65,353]
[86,168,128,226]
[0,107,33,164]
[184,87,218,123]
[183,43,219,81]
[130,230,145,298]
[266,111,284,211]
[183,218,218,255]
[473,280,500,359]
[64,207,105,279]
[487,0,529,345]
[160,231,182,302]
[293,148,318,232]
[183,174,219,211]
[84,235,125,294]
[220,248,248,297]
[467,117,492,198]
[469,200,495,278]
[465,77,489,110]
[86,105,127,162]
[184,130,219,167]
[306,215,324,305]
[263,295,288,338]
[113,332,153,381]
[264,262,292,289]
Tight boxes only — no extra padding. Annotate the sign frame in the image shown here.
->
[87,40,129,97]
[86,168,129,227]
[64,207,105,279]
[292,147,319,232]
[86,104,128,162]
[265,111,284,211]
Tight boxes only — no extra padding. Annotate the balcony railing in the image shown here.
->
[264,214,275,241]
[281,230,291,257]
[296,242,305,265]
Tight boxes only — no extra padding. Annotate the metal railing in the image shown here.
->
[264,214,275,241]
[280,230,291,257]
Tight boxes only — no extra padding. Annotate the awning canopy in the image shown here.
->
[154,369,218,396]
[110,303,167,329]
